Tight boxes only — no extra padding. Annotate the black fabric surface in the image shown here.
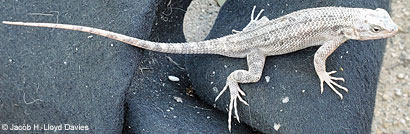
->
[123,0,252,133]
[0,1,155,133]
[186,0,390,133]
[0,0,390,133]
[0,0,253,133]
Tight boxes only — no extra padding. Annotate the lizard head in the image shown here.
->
[347,8,398,40]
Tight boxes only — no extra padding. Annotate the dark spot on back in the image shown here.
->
[279,41,284,45]
[288,17,296,22]
[331,25,343,32]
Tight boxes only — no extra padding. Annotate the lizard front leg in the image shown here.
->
[314,38,349,99]
[215,51,265,132]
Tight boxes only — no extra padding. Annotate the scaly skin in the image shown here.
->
[2,6,398,132]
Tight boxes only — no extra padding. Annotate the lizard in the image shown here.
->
[2,6,398,132]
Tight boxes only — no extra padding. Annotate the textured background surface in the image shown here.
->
[185,0,389,133]
[0,0,407,133]
[183,0,409,133]
[0,1,151,133]
[0,0,254,133]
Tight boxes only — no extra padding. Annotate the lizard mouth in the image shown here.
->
[373,26,398,39]
[385,27,399,38]
[389,24,399,34]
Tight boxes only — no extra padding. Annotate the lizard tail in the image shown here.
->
[2,21,217,54]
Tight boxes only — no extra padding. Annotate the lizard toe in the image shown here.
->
[318,71,348,99]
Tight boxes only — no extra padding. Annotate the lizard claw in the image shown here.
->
[251,6,265,21]
[215,78,248,132]
[318,71,348,99]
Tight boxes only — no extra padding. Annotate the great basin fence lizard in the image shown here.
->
[3,6,398,132]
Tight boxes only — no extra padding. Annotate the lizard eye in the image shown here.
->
[371,25,383,33]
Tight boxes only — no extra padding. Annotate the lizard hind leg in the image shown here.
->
[214,75,249,132]
[214,52,266,132]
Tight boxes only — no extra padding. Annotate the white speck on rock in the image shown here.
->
[382,94,389,101]
[400,119,406,124]
[63,61,67,65]
[212,87,218,93]
[302,90,305,93]
[282,97,289,103]
[274,123,281,131]
[173,96,183,103]
[395,88,402,96]
[168,76,180,82]
[87,35,93,38]
[391,53,398,57]
[9,59,12,62]
[397,73,405,79]
[265,76,270,83]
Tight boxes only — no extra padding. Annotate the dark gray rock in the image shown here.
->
[186,0,390,133]
[0,1,155,133]
[1,0,390,133]
[1,0,254,133]
[123,0,253,133]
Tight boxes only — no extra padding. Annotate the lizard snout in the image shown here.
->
[391,24,399,33]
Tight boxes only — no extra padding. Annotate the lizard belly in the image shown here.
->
[261,36,326,56]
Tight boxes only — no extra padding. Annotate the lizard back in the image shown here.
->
[218,7,362,57]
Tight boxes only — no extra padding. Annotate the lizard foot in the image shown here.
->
[215,78,249,132]
[318,71,348,99]
[232,6,267,33]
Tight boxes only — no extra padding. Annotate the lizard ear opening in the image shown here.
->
[341,27,360,40]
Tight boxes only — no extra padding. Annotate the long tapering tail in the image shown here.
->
[2,21,218,54]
